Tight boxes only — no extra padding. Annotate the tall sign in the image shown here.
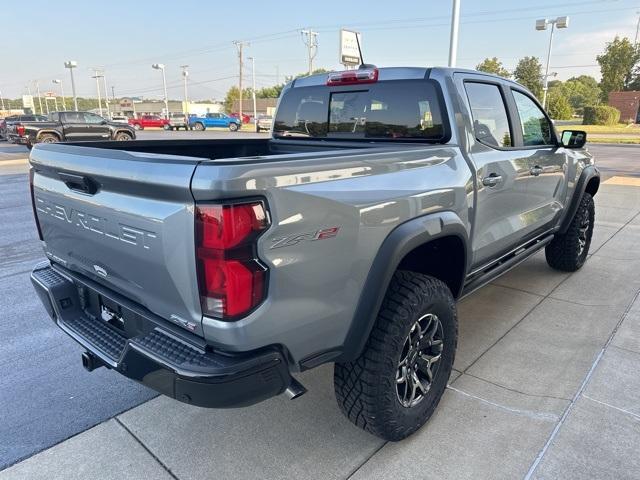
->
[339,29,362,68]
[22,95,35,113]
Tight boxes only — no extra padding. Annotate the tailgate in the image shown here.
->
[30,144,205,336]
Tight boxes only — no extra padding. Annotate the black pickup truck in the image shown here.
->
[15,111,136,148]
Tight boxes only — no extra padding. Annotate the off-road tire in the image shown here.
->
[38,133,59,144]
[334,271,457,441]
[545,192,595,272]
[114,131,133,141]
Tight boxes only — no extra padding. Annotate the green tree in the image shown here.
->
[475,57,510,78]
[223,86,252,113]
[553,76,601,113]
[513,56,543,99]
[546,91,573,120]
[596,36,640,101]
[256,85,285,98]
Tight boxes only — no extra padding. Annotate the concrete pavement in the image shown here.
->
[1,179,639,480]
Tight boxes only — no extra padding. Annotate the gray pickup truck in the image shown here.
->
[29,66,598,441]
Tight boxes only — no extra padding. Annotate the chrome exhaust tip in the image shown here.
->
[285,377,307,400]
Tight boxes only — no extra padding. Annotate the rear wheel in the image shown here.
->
[229,122,239,132]
[194,122,205,131]
[38,133,59,144]
[545,192,595,272]
[114,131,133,141]
[334,271,457,441]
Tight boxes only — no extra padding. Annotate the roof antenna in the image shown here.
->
[355,33,376,70]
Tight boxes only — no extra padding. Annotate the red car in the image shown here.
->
[128,115,169,130]
[230,112,251,124]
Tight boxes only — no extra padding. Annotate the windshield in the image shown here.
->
[273,79,447,142]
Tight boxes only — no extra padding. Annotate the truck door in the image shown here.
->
[81,112,111,140]
[458,77,540,270]
[507,88,568,232]
[60,112,89,141]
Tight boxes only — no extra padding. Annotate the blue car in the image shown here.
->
[189,113,241,131]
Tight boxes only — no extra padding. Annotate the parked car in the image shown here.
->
[15,111,135,148]
[255,114,273,132]
[128,115,169,130]
[166,112,190,131]
[230,112,251,124]
[189,112,241,131]
[28,66,598,442]
[110,115,130,124]
[2,114,47,141]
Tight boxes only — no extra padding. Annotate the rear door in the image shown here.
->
[457,76,537,269]
[507,88,568,232]
[31,145,205,335]
[61,112,91,141]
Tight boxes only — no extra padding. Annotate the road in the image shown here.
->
[0,134,637,470]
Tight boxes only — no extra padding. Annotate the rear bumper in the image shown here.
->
[31,262,291,408]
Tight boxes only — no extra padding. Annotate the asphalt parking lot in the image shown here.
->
[1,135,639,479]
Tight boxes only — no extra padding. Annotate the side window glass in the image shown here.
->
[512,90,553,146]
[464,82,512,147]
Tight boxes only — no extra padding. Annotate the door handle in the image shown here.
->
[530,165,544,176]
[482,174,503,187]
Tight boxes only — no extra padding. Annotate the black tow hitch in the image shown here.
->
[81,351,105,372]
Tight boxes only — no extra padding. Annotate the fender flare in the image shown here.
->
[35,130,62,142]
[558,165,600,234]
[336,211,470,363]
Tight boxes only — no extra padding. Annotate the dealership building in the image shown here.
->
[110,98,223,117]
[608,91,640,123]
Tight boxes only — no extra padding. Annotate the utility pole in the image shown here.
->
[101,72,110,118]
[448,0,461,67]
[635,11,640,46]
[53,80,67,110]
[300,29,319,75]
[233,41,249,124]
[0,90,5,111]
[111,86,116,101]
[91,69,104,116]
[35,81,44,115]
[181,65,189,115]
[248,56,257,131]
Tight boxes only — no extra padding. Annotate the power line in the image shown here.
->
[300,29,319,75]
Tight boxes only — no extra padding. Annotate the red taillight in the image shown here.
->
[16,124,25,137]
[327,68,378,86]
[29,169,43,241]
[196,202,269,319]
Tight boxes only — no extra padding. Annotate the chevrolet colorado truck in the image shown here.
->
[29,67,598,441]
[189,112,241,131]
[17,111,135,149]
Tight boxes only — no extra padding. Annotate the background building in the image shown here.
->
[110,99,223,117]
[608,91,640,123]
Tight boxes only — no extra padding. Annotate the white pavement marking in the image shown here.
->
[523,289,640,480]
[0,158,28,166]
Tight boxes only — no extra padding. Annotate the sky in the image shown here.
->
[1,0,639,101]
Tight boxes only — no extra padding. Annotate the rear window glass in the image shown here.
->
[273,80,446,142]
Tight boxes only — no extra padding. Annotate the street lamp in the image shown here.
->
[248,56,257,131]
[64,61,78,110]
[536,16,569,109]
[52,79,67,110]
[152,63,169,119]
[181,65,189,116]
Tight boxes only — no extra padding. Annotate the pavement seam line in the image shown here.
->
[446,386,560,421]
[582,395,640,421]
[345,441,388,480]
[523,288,640,480]
[115,417,180,480]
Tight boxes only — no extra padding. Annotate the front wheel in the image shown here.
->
[114,132,133,141]
[229,122,239,132]
[133,124,142,130]
[194,122,205,131]
[334,271,457,441]
[545,192,595,272]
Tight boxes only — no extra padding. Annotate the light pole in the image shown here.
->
[181,65,189,116]
[0,90,5,111]
[91,70,104,116]
[536,16,569,109]
[53,79,67,110]
[152,64,169,119]
[64,61,79,110]
[35,81,45,115]
[635,11,640,46]
[248,56,257,131]
[448,0,461,67]
[101,72,110,118]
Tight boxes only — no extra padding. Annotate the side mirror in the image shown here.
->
[560,130,587,148]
